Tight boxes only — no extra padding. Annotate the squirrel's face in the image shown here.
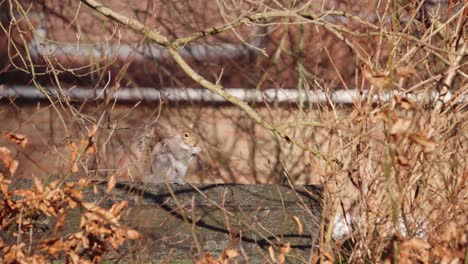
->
[180,131,201,155]
[181,131,198,147]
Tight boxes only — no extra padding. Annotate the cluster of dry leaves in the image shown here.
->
[319,223,466,264]
[196,243,291,264]
[69,125,97,173]
[196,248,240,264]
[377,95,437,167]
[0,132,141,264]
[384,222,467,264]
[363,64,417,90]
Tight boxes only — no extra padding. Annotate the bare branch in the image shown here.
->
[80,0,169,46]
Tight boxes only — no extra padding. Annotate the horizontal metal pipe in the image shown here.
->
[0,85,465,105]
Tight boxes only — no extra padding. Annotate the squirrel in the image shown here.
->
[148,131,201,184]
[133,122,201,184]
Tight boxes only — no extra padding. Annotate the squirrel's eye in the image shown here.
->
[184,133,189,138]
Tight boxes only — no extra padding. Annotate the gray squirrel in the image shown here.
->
[134,122,201,184]
[150,131,201,184]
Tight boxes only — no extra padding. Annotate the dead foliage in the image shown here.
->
[69,125,97,173]
[0,145,141,263]
[1,131,28,148]
[196,248,240,264]
[384,223,466,264]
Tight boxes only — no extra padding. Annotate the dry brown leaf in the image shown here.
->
[45,204,59,217]
[77,178,91,187]
[81,139,96,155]
[440,222,457,244]
[399,238,430,264]
[279,243,291,255]
[268,245,276,263]
[401,238,430,251]
[106,175,116,194]
[219,248,240,262]
[82,202,119,225]
[126,229,142,240]
[30,254,47,264]
[292,215,303,235]
[107,232,122,250]
[0,181,9,195]
[66,197,79,209]
[68,252,80,264]
[12,189,35,199]
[55,212,67,233]
[64,182,76,189]
[349,108,365,124]
[225,248,240,259]
[88,125,98,138]
[109,201,128,218]
[89,222,113,235]
[41,239,63,257]
[2,131,28,148]
[310,252,320,264]
[364,68,391,89]
[49,180,59,189]
[69,142,79,173]
[396,65,416,78]
[278,243,291,264]
[3,243,26,263]
[66,188,83,203]
[70,136,96,172]
[322,252,335,264]
[409,132,436,152]
[0,147,19,176]
[196,253,220,264]
[396,95,417,110]
[310,251,334,264]
[390,118,412,138]
[278,254,286,264]
[70,231,89,249]
[397,155,410,166]
[33,177,44,193]
[376,108,392,122]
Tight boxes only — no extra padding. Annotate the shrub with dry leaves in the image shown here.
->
[383,222,467,264]
[0,144,141,264]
